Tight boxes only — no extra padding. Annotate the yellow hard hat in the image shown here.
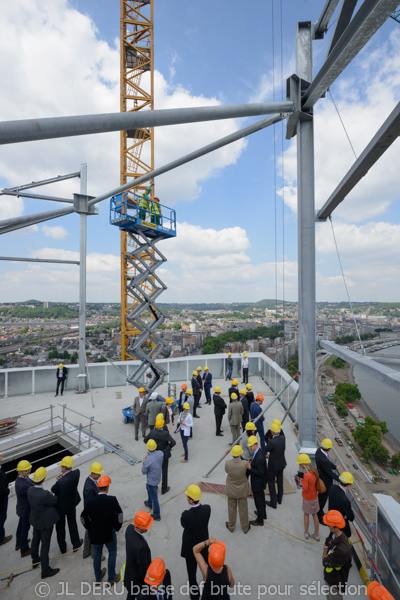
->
[231,393,238,400]
[214,386,221,393]
[165,397,173,404]
[228,352,232,356]
[244,352,247,356]
[146,439,157,451]
[16,459,32,472]
[231,445,243,457]
[270,423,281,433]
[156,413,164,421]
[192,370,198,376]
[186,389,193,395]
[239,389,246,395]
[321,438,333,449]
[246,383,252,390]
[61,456,74,468]
[297,453,311,465]
[58,363,63,369]
[139,387,145,392]
[197,366,202,371]
[339,471,354,485]
[272,419,282,426]
[185,484,201,501]
[183,402,190,410]
[232,379,238,386]
[204,366,209,370]
[247,435,258,447]
[245,422,256,431]
[155,419,164,429]
[90,462,104,474]
[33,466,47,483]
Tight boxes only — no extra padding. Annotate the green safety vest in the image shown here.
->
[139,195,149,209]
[152,201,161,215]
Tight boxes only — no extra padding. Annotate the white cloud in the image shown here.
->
[42,225,68,239]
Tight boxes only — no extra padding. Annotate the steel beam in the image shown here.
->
[303,0,399,110]
[0,206,73,234]
[317,100,400,220]
[0,102,294,145]
[327,0,358,55]
[315,0,341,37]
[78,164,87,394]
[1,191,74,203]
[320,340,400,393]
[1,171,80,193]
[0,256,79,265]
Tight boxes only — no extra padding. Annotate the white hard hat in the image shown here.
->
[150,392,158,400]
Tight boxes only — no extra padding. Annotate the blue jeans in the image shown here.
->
[146,484,160,519]
[16,516,30,553]
[180,429,189,460]
[0,497,8,542]
[227,365,232,379]
[93,531,117,582]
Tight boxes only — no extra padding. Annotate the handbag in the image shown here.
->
[316,476,326,494]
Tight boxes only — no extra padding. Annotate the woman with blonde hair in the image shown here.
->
[296,454,320,541]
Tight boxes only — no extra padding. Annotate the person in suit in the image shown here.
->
[328,472,355,538]
[225,352,233,381]
[178,385,188,413]
[264,419,285,443]
[82,461,104,559]
[15,459,35,556]
[138,558,173,599]
[28,467,60,579]
[250,394,266,453]
[51,455,82,554]
[180,484,211,600]
[228,380,240,403]
[0,451,12,546]
[213,387,227,437]
[227,393,243,446]
[239,389,249,432]
[55,363,68,397]
[144,419,176,495]
[225,446,250,534]
[202,367,213,405]
[123,511,153,600]
[81,475,123,584]
[196,367,203,407]
[265,422,287,509]
[246,436,267,526]
[315,439,340,524]
[146,393,164,431]
[245,383,255,412]
[191,371,201,417]
[133,388,148,441]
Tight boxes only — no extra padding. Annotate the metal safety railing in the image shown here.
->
[110,191,176,236]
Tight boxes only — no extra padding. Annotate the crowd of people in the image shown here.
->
[0,364,392,600]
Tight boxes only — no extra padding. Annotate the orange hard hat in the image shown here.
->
[97,475,111,487]
[367,582,396,600]
[144,558,166,586]
[133,511,154,531]
[256,394,264,402]
[323,509,346,529]
[181,384,187,390]
[208,541,226,570]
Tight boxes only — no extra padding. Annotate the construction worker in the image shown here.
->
[322,510,352,600]
[140,557,172,599]
[367,582,396,600]
[133,387,148,441]
[150,196,162,226]
[328,472,355,538]
[196,367,203,406]
[193,537,234,598]
[213,386,227,437]
[14,459,34,556]
[139,192,149,220]
[55,363,68,397]
[245,383,255,411]
[81,475,123,585]
[228,379,240,403]
[202,366,213,405]
[225,445,250,534]
[265,422,286,509]
[28,467,60,579]
[239,388,249,431]
[316,439,341,524]
[123,511,153,600]
[228,393,243,446]
[82,461,104,560]
[180,484,211,600]
[240,422,256,460]
[246,435,267,526]
[176,402,193,462]
[241,351,249,384]
[226,352,233,381]
[51,455,82,554]
[191,370,201,417]
[142,439,163,520]
[0,451,11,547]
[178,384,188,412]
[250,394,266,453]
[144,418,176,495]
[146,392,164,431]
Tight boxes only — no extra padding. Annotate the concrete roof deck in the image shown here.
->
[0,376,367,599]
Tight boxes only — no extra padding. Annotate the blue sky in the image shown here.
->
[0,0,399,303]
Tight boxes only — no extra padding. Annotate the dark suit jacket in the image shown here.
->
[228,386,239,403]
[250,402,264,426]
[83,476,98,508]
[27,486,59,530]
[196,373,203,391]
[202,372,212,388]
[15,475,35,517]
[180,504,211,558]
[213,394,227,416]
[0,465,10,508]
[51,469,81,514]
[240,397,249,423]
[124,524,152,592]
[81,493,123,544]
[192,377,201,398]
[56,366,68,381]
[265,434,287,473]
[315,448,340,489]
[144,428,176,459]
[248,448,267,493]
[178,392,187,411]
[245,391,255,411]
[328,484,354,538]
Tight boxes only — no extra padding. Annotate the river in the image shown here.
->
[353,345,400,443]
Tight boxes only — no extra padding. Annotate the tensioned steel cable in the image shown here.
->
[272,0,278,325]
[328,88,358,160]
[280,0,286,336]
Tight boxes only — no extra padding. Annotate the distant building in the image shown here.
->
[43,301,52,308]
[189,323,199,332]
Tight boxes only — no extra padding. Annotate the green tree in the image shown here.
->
[390,452,400,470]
[373,444,390,464]
[172,322,182,331]
[335,382,361,403]
[287,354,298,377]
[335,398,348,417]
[332,357,346,369]
[70,352,78,364]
